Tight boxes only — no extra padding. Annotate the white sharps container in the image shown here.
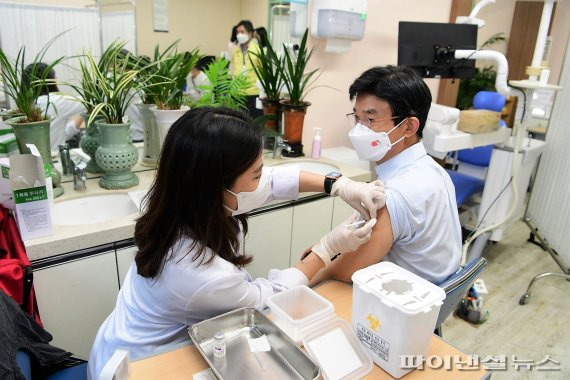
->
[351,262,446,378]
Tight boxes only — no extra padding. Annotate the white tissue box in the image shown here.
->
[9,148,53,240]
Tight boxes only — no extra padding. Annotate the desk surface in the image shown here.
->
[130,282,488,379]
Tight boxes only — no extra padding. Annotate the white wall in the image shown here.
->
[135,0,242,57]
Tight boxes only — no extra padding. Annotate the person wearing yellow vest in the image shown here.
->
[231,20,262,118]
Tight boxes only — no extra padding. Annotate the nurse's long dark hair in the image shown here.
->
[134,107,261,278]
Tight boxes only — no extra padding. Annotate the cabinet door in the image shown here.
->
[33,251,119,359]
[244,207,293,279]
[117,245,137,287]
[332,196,355,227]
[290,198,334,266]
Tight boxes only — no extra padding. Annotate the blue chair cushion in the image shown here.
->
[457,145,494,167]
[46,363,88,380]
[446,169,485,205]
[16,350,87,380]
[16,350,32,380]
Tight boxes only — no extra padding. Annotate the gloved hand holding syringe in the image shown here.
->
[345,219,366,230]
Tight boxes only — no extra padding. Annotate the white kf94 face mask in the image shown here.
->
[348,118,407,162]
[224,170,271,216]
[236,33,249,45]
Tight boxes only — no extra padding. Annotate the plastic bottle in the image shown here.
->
[311,128,322,159]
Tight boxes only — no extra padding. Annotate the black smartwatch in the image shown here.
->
[324,172,342,195]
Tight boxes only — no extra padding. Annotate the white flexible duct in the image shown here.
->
[454,49,526,265]
[469,0,496,19]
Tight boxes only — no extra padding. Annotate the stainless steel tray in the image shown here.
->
[188,307,320,380]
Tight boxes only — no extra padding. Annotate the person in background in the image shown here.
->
[87,107,384,378]
[125,92,144,143]
[22,63,85,150]
[255,26,268,49]
[185,55,215,101]
[231,20,262,119]
[310,66,462,286]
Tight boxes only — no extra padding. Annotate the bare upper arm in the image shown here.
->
[322,205,394,283]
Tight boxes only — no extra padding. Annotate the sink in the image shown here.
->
[52,194,139,225]
[272,160,339,175]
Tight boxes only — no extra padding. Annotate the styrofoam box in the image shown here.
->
[351,262,446,378]
[267,285,334,346]
[302,317,373,380]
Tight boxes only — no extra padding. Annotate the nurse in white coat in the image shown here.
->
[184,56,214,101]
[87,107,384,379]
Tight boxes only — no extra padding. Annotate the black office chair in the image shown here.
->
[434,257,488,337]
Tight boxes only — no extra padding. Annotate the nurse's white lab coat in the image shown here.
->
[36,94,85,150]
[87,166,306,379]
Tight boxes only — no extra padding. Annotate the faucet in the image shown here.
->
[73,164,87,191]
[59,144,74,176]
[272,137,292,159]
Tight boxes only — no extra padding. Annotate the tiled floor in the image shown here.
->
[443,220,570,379]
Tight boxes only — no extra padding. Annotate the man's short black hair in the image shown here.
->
[349,66,432,138]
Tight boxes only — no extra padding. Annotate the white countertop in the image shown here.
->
[26,154,372,261]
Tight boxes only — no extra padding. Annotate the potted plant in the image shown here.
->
[134,42,179,167]
[0,37,65,197]
[278,28,318,157]
[149,46,200,148]
[78,42,152,189]
[192,58,249,110]
[249,34,284,132]
[70,50,109,173]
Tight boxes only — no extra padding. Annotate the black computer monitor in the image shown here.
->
[398,22,478,79]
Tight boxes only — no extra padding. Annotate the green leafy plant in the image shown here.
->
[456,32,506,110]
[279,28,318,106]
[0,34,64,122]
[134,41,178,105]
[74,41,167,125]
[70,50,113,115]
[193,58,249,110]
[151,44,200,110]
[249,34,283,100]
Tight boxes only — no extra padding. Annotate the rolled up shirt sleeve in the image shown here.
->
[268,165,300,200]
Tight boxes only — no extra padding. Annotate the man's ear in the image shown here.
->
[404,117,420,138]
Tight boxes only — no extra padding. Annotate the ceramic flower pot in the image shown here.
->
[150,105,189,151]
[280,100,311,157]
[137,103,160,167]
[5,116,63,197]
[95,122,139,190]
[79,113,105,173]
[260,98,281,132]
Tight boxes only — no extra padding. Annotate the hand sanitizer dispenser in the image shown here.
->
[310,0,367,53]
